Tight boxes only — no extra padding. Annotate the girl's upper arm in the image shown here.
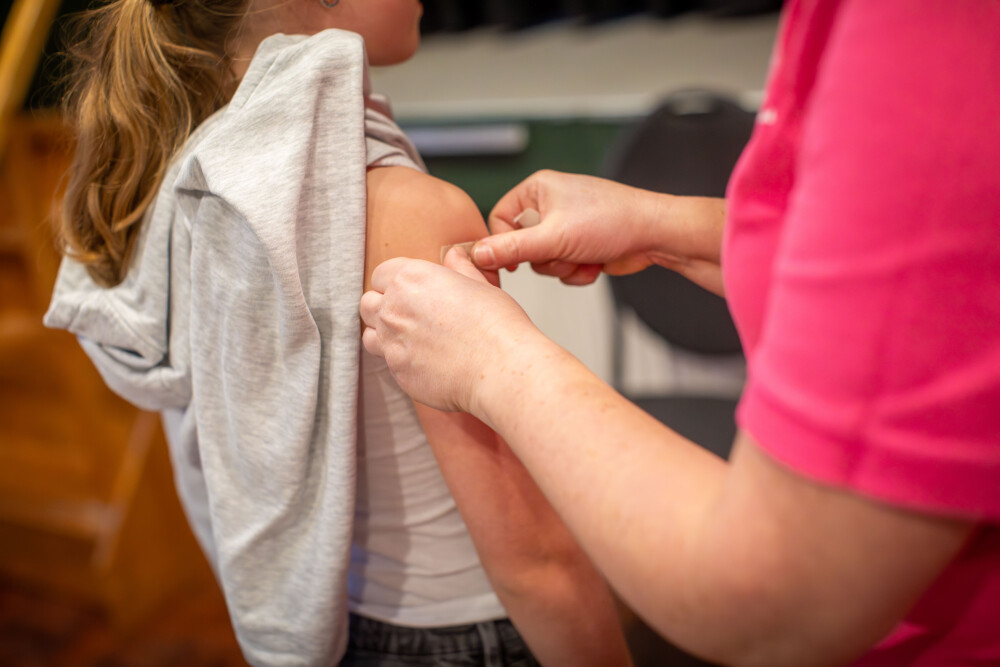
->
[364,165,495,289]
[362,164,520,551]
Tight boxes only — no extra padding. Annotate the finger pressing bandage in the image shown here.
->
[439,241,475,263]
[439,208,541,262]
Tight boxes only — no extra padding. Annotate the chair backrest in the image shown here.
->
[603,89,754,359]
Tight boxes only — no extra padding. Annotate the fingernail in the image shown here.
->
[473,244,495,267]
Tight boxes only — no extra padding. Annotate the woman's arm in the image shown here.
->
[361,251,975,666]
[364,165,631,667]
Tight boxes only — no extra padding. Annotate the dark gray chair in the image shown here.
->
[604,89,755,461]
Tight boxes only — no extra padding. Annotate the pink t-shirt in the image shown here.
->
[724,0,1000,663]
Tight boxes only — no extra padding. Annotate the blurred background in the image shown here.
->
[1,1,777,665]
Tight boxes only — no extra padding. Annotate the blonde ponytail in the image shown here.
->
[60,0,247,286]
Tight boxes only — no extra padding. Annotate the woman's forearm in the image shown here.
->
[469,332,733,659]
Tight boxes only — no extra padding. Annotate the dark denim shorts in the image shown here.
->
[339,613,541,667]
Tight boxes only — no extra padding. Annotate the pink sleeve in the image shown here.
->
[739,0,1000,520]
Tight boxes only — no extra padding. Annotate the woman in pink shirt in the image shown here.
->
[360,1,1000,664]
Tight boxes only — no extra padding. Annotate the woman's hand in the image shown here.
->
[477,170,668,284]
[479,170,728,295]
[360,247,539,413]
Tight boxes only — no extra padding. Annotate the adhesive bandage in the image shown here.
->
[439,241,475,263]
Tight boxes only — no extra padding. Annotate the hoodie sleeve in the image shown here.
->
[43,191,193,412]
[171,31,369,666]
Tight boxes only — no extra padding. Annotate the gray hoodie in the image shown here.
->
[45,30,435,666]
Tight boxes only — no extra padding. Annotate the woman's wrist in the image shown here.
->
[646,194,726,267]
[468,321,570,433]
[636,193,727,296]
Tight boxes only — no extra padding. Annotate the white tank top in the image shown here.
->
[349,352,506,626]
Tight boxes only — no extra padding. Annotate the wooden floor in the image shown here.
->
[0,573,248,667]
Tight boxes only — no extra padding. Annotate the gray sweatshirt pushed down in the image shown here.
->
[45,31,425,666]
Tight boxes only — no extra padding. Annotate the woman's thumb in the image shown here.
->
[472,228,547,270]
